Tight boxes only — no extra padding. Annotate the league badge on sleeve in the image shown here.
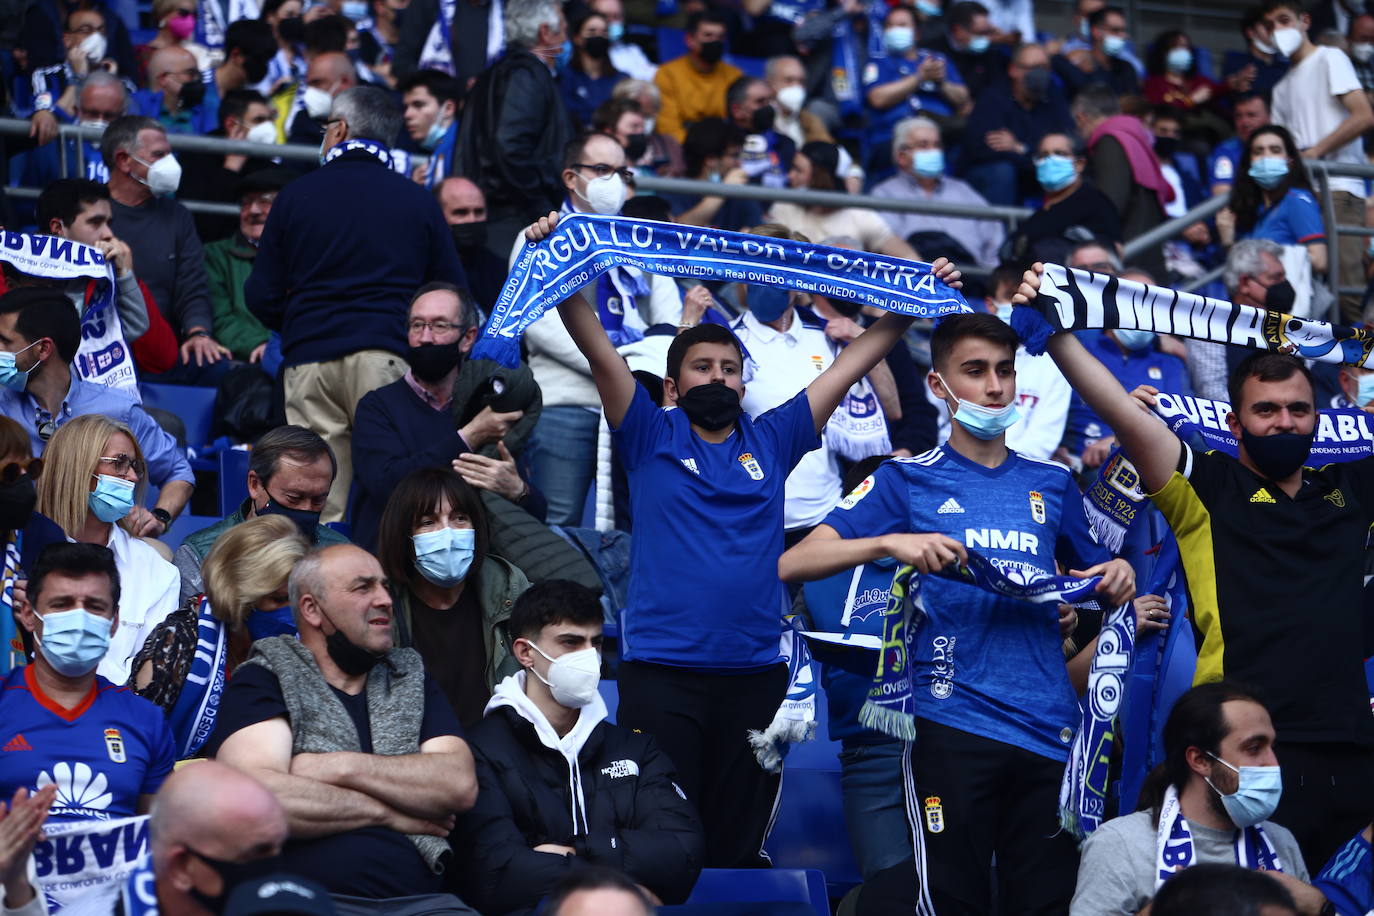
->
[1028,491,1046,525]
[738,452,765,481]
[924,796,945,834]
[840,475,875,509]
[104,728,126,764]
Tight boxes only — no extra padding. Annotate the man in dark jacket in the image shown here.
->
[455,581,703,915]
[246,85,467,523]
[454,0,574,259]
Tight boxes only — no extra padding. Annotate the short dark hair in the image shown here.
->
[1087,4,1126,27]
[989,262,1025,299]
[725,75,762,111]
[219,87,269,131]
[249,424,337,485]
[1137,680,1269,817]
[1260,0,1306,18]
[562,131,612,173]
[0,287,81,364]
[224,17,276,61]
[883,2,918,25]
[1233,89,1270,111]
[509,579,602,642]
[682,116,745,176]
[591,97,642,134]
[685,8,728,35]
[1227,351,1315,410]
[64,2,104,30]
[1070,82,1121,120]
[377,467,489,595]
[929,312,1019,372]
[99,115,163,174]
[29,542,121,610]
[398,69,463,108]
[36,178,109,229]
[665,323,745,383]
[409,281,475,328]
[1150,864,1296,916]
[303,14,348,53]
[947,0,989,31]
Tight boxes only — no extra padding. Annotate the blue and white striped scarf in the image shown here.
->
[166,597,226,760]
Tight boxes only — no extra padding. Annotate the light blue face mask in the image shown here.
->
[1035,154,1076,191]
[967,34,991,53]
[342,0,367,19]
[1113,327,1155,351]
[912,148,945,178]
[421,118,447,151]
[1206,752,1283,828]
[1102,34,1127,57]
[0,341,43,393]
[1355,372,1374,407]
[883,26,915,53]
[916,0,941,16]
[412,526,476,587]
[1248,156,1289,189]
[555,39,573,69]
[88,474,135,523]
[38,607,112,677]
[607,21,624,42]
[1165,47,1193,72]
[937,372,1021,440]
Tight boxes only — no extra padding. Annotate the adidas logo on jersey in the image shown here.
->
[1250,488,1276,504]
[680,458,699,475]
[2,734,31,752]
[937,498,964,514]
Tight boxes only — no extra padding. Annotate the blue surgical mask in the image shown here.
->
[0,341,43,392]
[1206,752,1283,828]
[412,527,476,587]
[883,26,915,53]
[38,607,112,677]
[1166,47,1193,72]
[1248,156,1289,189]
[992,302,1014,324]
[246,606,298,640]
[88,474,135,523]
[936,373,1021,440]
[342,0,367,19]
[916,0,941,16]
[607,20,624,42]
[749,285,792,323]
[1113,328,1155,351]
[912,148,945,177]
[556,39,573,69]
[421,118,447,151]
[1356,373,1374,407]
[967,34,991,53]
[1036,154,1076,191]
[1079,19,1091,38]
[1102,34,1127,56]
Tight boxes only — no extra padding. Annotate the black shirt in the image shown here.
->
[411,587,491,727]
[1152,443,1374,746]
[1008,183,1122,265]
[205,663,464,897]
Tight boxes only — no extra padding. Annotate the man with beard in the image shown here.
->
[350,283,531,550]
[434,178,507,319]
[518,211,962,868]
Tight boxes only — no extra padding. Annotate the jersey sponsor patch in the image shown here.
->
[39,762,113,818]
[1028,490,1046,524]
[839,474,874,509]
[1250,487,1277,504]
[738,452,765,481]
[923,796,945,834]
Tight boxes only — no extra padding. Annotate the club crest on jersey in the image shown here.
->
[104,728,126,764]
[810,355,825,372]
[1028,490,1046,524]
[924,796,945,834]
[738,452,765,481]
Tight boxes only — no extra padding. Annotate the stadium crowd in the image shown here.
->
[2,0,1374,910]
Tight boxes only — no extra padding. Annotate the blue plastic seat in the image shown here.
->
[217,449,250,517]
[685,868,829,916]
[140,383,217,453]
[160,513,219,551]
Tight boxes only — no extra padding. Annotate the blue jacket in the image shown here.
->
[245,146,467,367]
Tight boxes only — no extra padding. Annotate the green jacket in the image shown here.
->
[393,554,529,691]
[203,233,270,360]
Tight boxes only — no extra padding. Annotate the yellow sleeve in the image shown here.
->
[654,63,687,143]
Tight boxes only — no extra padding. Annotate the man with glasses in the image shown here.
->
[132,45,218,135]
[0,288,193,537]
[25,5,125,145]
[21,71,128,195]
[351,283,533,550]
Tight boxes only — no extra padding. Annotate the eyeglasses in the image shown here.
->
[66,23,105,34]
[0,459,42,484]
[320,118,343,135]
[573,163,635,182]
[242,192,277,207]
[97,454,145,477]
[408,319,464,335]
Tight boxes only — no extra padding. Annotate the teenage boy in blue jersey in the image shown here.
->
[519,211,962,868]
[779,312,1136,914]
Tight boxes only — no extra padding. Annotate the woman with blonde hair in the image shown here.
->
[36,414,179,686]
[132,514,307,758]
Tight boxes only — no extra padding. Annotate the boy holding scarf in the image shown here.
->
[519,211,960,868]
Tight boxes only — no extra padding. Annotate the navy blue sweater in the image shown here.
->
[245,148,468,367]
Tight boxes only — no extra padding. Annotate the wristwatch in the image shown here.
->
[151,508,172,528]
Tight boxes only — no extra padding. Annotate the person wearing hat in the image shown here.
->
[226,875,336,916]
[204,167,295,372]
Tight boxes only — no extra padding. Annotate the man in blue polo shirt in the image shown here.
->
[519,211,962,868]
[0,542,174,827]
[780,312,1135,914]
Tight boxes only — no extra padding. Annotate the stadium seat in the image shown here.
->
[217,448,250,517]
[685,868,830,916]
[657,26,687,61]
[140,383,217,454]
[161,513,218,551]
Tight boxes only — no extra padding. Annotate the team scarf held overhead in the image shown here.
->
[472,214,971,369]
[1013,263,1374,368]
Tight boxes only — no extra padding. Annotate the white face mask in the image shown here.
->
[1273,26,1303,57]
[79,31,107,62]
[133,153,181,196]
[302,85,333,120]
[776,85,806,114]
[529,642,601,708]
[642,116,656,135]
[246,120,279,145]
[581,172,626,215]
[1353,42,1374,62]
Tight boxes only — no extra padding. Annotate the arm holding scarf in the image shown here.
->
[779,523,969,583]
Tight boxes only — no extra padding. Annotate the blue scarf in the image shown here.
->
[120,853,158,916]
[166,597,226,760]
[0,531,19,675]
[323,138,392,168]
[1013,263,1374,368]
[472,214,970,368]
[1154,389,1374,461]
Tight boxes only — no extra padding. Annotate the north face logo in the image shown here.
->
[600,759,640,779]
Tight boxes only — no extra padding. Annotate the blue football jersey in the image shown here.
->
[824,447,1110,761]
[1315,832,1374,916]
[0,667,174,824]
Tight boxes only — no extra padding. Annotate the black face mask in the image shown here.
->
[186,848,278,915]
[1240,427,1314,481]
[257,495,321,542]
[1263,279,1297,313]
[698,39,725,63]
[244,54,271,84]
[407,340,464,383]
[750,105,776,133]
[584,35,610,58]
[321,609,386,676]
[0,473,36,532]
[1153,135,1179,159]
[277,15,305,43]
[451,220,487,251]
[623,132,648,161]
[1021,66,1050,100]
[675,381,742,431]
[178,77,206,110]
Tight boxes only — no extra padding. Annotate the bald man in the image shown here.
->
[287,52,358,147]
[208,545,479,910]
[133,46,217,135]
[435,177,506,314]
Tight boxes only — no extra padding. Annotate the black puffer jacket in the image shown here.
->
[454,703,703,915]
